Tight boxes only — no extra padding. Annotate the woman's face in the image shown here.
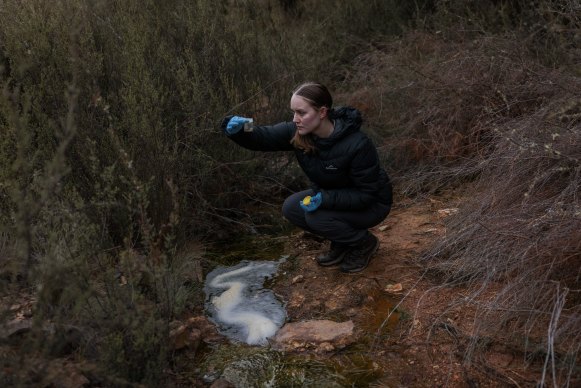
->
[290,94,326,136]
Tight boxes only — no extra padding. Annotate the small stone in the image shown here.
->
[187,316,222,344]
[171,316,221,350]
[288,291,306,310]
[437,208,459,218]
[188,328,202,352]
[169,325,189,350]
[384,283,403,293]
[318,342,335,352]
[291,275,304,284]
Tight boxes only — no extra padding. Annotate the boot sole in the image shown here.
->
[340,238,380,274]
[317,250,348,267]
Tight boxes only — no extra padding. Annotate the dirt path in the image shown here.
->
[272,193,528,387]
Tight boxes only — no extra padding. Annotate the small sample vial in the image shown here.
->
[243,119,254,132]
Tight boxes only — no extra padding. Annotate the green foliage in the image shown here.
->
[0,0,418,243]
[98,299,169,383]
[0,1,417,383]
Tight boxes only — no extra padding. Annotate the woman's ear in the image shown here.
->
[319,106,328,119]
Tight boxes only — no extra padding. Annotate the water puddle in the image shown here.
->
[364,289,401,335]
[199,236,403,387]
[201,345,381,387]
[203,257,287,345]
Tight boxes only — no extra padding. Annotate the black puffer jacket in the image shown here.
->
[226,107,393,210]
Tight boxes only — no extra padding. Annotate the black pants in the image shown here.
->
[282,189,391,245]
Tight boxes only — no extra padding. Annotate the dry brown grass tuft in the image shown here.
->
[338,31,579,195]
[338,23,580,384]
[422,94,581,384]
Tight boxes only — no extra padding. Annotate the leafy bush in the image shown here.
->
[0,0,417,384]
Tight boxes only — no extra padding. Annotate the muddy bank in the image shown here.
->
[191,195,454,386]
[185,193,553,387]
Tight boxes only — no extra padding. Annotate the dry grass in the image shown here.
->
[338,30,578,192]
[423,95,580,385]
[338,24,580,384]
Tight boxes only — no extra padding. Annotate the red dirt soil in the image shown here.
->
[273,193,548,387]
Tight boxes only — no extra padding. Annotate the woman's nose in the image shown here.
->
[293,113,300,123]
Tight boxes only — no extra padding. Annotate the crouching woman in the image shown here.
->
[221,82,392,273]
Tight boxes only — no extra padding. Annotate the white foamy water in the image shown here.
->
[204,259,286,345]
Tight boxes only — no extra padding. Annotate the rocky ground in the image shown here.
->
[263,193,546,387]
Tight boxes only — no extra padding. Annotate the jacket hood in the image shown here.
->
[315,107,362,149]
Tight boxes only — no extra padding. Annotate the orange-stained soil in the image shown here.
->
[272,193,546,387]
[0,193,556,387]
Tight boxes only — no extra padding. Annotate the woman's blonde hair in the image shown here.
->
[290,82,333,154]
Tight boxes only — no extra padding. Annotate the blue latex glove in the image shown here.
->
[300,192,322,212]
[224,116,252,135]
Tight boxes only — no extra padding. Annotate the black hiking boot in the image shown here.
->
[316,242,350,267]
[340,233,379,273]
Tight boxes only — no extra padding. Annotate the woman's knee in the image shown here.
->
[282,195,296,219]
[304,210,335,233]
[282,191,308,223]
[281,199,292,220]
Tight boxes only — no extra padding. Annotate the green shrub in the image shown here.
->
[0,0,418,384]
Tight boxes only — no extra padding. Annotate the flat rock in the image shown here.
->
[272,319,355,352]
